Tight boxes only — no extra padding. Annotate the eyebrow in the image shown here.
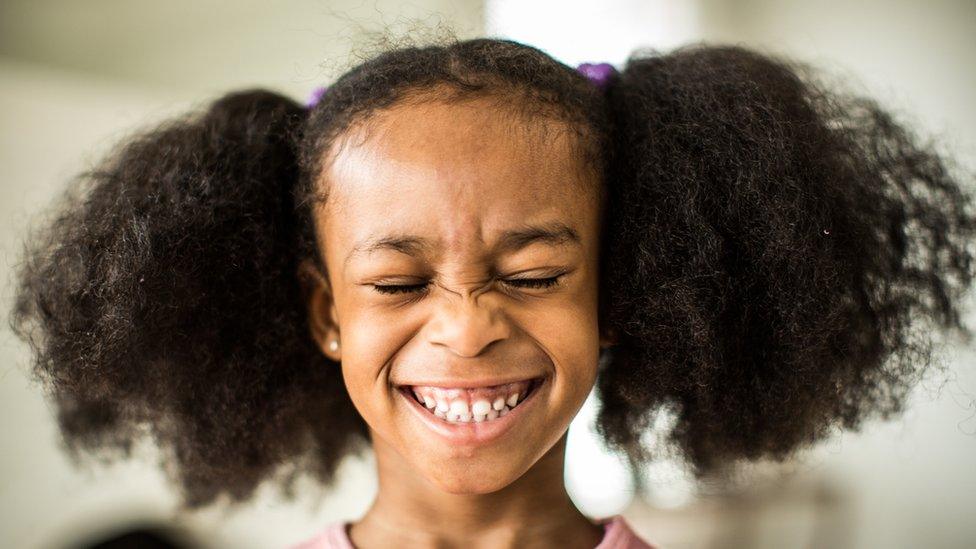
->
[343,221,581,270]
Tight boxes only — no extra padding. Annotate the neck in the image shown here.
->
[349,432,604,549]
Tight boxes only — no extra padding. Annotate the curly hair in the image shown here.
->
[9,36,976,510]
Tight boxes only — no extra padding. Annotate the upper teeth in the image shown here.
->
[471,400,491,415]
[408,380,536,423]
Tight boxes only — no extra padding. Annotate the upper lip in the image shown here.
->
[395,374,546,390]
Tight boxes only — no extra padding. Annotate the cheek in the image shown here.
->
[336,300,423,416]
[548,268,603,428]
[536,254,600,337]
[528,296,598,359]
[525,283,602,409]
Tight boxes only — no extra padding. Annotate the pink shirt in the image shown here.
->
[289,515,657,548]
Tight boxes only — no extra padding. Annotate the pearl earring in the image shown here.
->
[328,339,339,352]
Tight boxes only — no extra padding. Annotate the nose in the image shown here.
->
[425,293,511,358]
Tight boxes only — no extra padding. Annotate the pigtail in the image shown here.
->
[598,45,976,475]
[10,89,366,509]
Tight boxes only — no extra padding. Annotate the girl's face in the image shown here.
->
[305,95,606,494]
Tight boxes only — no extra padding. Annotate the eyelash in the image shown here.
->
[372,276,564,295]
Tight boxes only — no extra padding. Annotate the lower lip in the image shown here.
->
[398,377,548,446]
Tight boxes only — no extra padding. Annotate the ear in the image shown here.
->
[298,258,342,362]
[599,325,619,350]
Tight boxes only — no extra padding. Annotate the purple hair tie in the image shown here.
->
[306,85,328,109]
[575,62,616,89]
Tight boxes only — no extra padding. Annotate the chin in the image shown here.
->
[425,459,527,495]
[432,475,512,495]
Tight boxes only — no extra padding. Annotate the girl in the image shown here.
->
[9,37,976,549]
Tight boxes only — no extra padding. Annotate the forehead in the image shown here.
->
[317,97,599,266]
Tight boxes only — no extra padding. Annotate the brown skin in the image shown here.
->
[301,96,611,549]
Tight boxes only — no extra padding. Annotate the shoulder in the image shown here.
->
[595,515,659,549]
[286,522,353,549]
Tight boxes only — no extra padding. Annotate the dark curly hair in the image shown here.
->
[9,36,976,510]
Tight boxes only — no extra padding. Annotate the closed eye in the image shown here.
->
[502,276,562,290]
[372,275,564,295]
[372,282,429,295]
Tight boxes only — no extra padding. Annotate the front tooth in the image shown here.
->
[422,395,436,409]
[457,412,472,422]
[434,409,447,419]
[449,400,469,417]
[471,400,491,415]
[473,413,487,422]
[436,399,449,413]
[506,393,519,407]
[492,397,505,411]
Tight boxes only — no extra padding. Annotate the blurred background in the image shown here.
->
[1,1,974,547]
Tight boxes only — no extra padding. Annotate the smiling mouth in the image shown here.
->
[398,377,544,424]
